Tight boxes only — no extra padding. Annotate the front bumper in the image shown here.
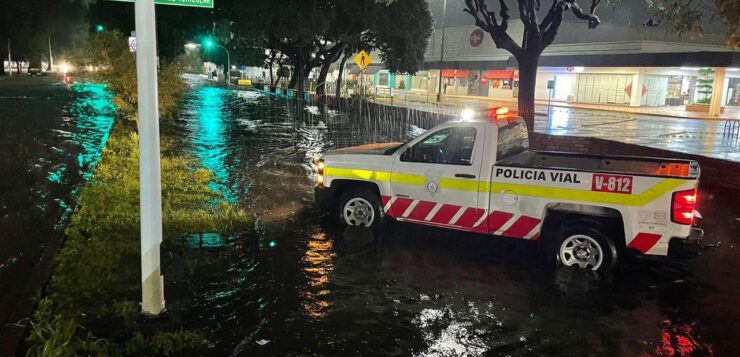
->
[314,184,333,211]
[668,227,705,257]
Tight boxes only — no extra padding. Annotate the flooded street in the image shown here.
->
[0,77,115,344]
[163,76,740,356]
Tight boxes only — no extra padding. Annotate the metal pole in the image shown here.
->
[48,36,53,72]
[435,0,447,103]
[134,0,165,316]
[7,38,11,75]
[221,45,230,86]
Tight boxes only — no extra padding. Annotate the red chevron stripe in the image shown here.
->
[381,195,391,207]
[628,233,662,253]
[406,200,436,220]
[502,216,541,238]
[476,211,514,233]
[430,204,461,224]
[387,197,413,218]
[454,207,485,228]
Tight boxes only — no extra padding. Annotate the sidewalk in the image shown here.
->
[366,96,740,163]
[370,92,739,120]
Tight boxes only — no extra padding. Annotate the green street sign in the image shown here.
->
[110,0,214,8]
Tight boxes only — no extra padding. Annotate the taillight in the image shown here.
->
[671,188,697,225]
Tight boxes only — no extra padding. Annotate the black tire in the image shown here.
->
[334,188,385,230]
[548,221,618,273]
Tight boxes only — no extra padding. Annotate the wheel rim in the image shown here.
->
[559,234,604,271]
[343,197,375,227]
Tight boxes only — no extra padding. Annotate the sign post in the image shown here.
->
[124,0,213,317]
[134,0,165,316]
[353,51,372,119]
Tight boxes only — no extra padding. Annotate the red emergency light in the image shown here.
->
[489,106,510,120]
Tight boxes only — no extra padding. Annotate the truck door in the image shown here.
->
[388,125,486,230]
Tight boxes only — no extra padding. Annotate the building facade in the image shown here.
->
[345,0,740,117]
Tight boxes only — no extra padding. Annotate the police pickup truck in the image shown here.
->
[314,107,703,272]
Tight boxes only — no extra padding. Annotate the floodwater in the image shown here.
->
[165,76,740,356]
[0,77,115,346]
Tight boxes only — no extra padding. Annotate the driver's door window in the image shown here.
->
[401,127,477,166]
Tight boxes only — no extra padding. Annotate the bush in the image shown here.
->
[25,126,249,355]
[73,31,187,121]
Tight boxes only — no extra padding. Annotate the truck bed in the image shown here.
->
[498,151,700,179]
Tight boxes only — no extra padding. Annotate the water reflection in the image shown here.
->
[188,86,241,204]
[301,231,335,319]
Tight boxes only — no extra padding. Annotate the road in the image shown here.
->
[156,76,740,356]
[0,75,115,352]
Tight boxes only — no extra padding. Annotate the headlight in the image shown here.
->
[314,158,325,186]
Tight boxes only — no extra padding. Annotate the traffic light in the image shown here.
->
[203,37,215,49]
[95,24,104,33]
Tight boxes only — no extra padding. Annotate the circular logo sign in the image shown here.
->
[426,181,439,193]
[470,28,484,47]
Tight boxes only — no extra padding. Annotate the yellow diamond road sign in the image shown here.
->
[354,51,372,71]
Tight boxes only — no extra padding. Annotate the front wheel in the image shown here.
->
[551,222,618,272]
[334,188,384,229]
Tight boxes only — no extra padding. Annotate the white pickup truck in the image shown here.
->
[314,108,703,272]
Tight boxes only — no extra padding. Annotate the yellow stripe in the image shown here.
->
[324,166,685,207]
[323,167,391,182]
[439,178,480,191]
[485,179,685,207]
[390,172,426,186]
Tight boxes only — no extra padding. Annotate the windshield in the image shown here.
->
[496,120,529,161]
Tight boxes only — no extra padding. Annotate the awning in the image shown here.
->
[441,69,470,78]
[483,70,515,79]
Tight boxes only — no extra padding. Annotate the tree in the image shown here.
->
[230,0,432,100]
[650,0,739,48]
[464,0,606,131]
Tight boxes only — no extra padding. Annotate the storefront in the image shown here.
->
[441,69,470,96]
[482,70,518,99]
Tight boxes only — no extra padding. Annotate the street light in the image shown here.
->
[203,37,230,86]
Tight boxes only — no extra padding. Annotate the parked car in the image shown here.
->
[27,67,47,76]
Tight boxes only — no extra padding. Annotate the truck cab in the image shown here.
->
[314,108,702,272]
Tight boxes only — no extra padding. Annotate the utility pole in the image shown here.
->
[135,0,165,316]
[7,39,11,75]
[48,36,53,72]
[435,0,447,104]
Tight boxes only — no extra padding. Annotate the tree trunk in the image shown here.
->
[296,59,305,100]
[316,60,331,97]
[515,54,539,133]
[272,70,282,88]
[267,55,274,88]
[335,53,349,99]
[288,68,297,89]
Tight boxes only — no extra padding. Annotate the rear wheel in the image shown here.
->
[551,222,618,272]
[334,188,384,229]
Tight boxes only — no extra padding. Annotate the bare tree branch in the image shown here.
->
[568,0,601,28]
[463,0,522,55]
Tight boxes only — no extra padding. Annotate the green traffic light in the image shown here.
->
[96,24,104,32]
